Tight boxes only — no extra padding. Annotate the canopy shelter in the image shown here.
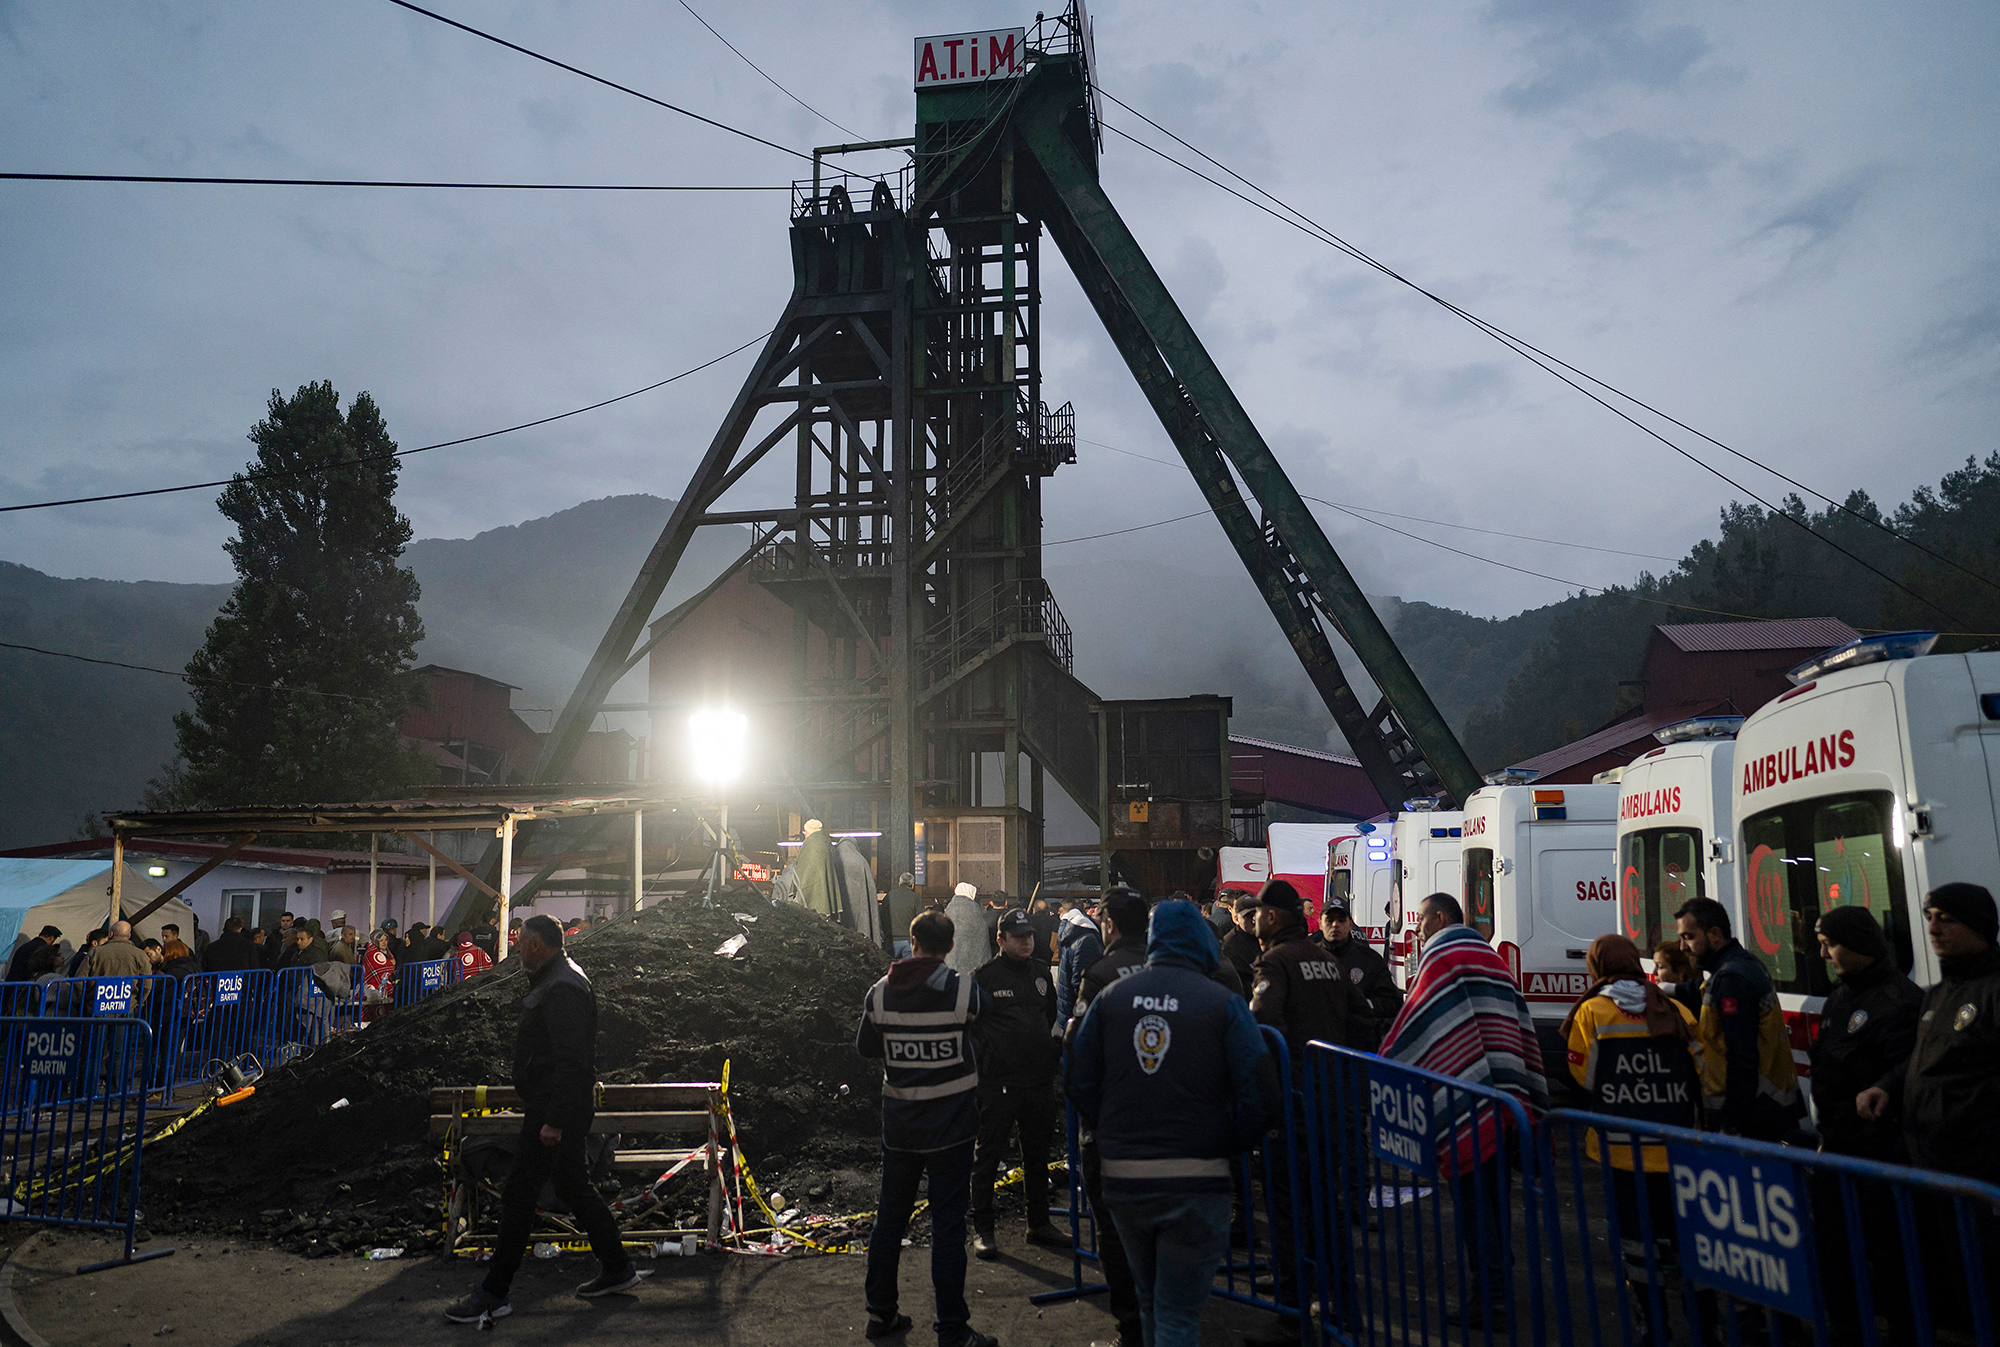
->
[0,858,195,964]
[104,789,719,945]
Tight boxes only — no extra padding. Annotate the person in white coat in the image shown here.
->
[945,882,990,977]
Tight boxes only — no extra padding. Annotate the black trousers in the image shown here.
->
[970,1078,1056,1227]
[482,1114,627,1297]
[1082,1140,1144,1346]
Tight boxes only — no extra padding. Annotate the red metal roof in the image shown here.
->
[1508,702,1733,780]
[1654,618,1859,654]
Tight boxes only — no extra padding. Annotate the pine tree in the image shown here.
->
[173,382,430,808]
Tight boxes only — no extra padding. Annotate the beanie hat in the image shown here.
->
[1925,882,2000,945]
[1815,905,1890,961]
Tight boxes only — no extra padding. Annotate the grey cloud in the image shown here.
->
[1753,170,1875,259]
[1560,128,1729,210]
[1487,0,1710,113]
[1397,362,1512,413]
[1915,261,2000,369]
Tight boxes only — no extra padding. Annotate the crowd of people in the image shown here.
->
[851,875,2000,1347]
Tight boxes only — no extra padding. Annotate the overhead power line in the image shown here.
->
[0,640,388,704]
[1079,436,1680,563]
[1098,94,1990,627]
[387,0,818,165]
[1045,510,1210,547]
[1,172,787,191]
[0,333,768,514]
[675,0,868,142]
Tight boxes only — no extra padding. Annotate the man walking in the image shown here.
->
[1069,899,1277,1347]
[856,909,997,1347]
[1379,894,1548,1329]
[970,910,1065,1259]
[445,916,640,1323]
[1674,897,1803,1139]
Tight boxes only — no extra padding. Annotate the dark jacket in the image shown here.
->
[973,952,1058,1084]
[1809,957,1921,1159]
[1068,901,1277,1198]
[513,954,600,1137]
[1073,933,1242,1030]
[1696,937,1804,1139]
[471,925,501,961]
[5,938,52,983]
[1324,933,1404,1048]
[1251,925,1372,1062]
[203,932,261,974]
[1889,946,2000,1183]
[1056,910,1103,1026]
[161,953,202,981]
[856,955,990,1152]
[1220,926,1261,997]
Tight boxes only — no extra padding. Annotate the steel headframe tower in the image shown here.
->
[511,3,1479,904]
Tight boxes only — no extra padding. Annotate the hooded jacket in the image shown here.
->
[1809,955,1921,1159]
[1067,901,1277,1198]
[856,955,991,1152]
[944,894,989,979]
[1886,945,2000,1182]
[1056,907,1103,1025]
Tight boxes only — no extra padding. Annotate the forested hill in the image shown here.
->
[1460,454,2000,770]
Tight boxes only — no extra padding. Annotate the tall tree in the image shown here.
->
[174,382,430,808]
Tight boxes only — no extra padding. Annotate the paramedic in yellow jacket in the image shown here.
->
[1562,934,1703,1342]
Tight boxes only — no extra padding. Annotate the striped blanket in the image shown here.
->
[1378,925,1549,1174]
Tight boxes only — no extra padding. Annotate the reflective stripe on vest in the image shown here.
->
[1100,1157,1232,1180]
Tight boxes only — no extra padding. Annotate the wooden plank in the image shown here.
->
[430,1111,713,1137]
[127,833,258,924]
[398,831,502,903]
[610,1149,707,1168]
[428,1084,718,1111]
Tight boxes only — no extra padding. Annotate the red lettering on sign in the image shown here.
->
[1741,728,1860,795]
[917,43,939,82]
[990,32,1016,74]
[945,39,963,78]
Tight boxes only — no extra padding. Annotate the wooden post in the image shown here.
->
[632,810,644,913]
[368,832,378,934]
[498,817,514,951]
[428,831,437,927]
[110,830,124,926]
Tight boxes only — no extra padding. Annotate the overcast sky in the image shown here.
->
[3,0,1995,620]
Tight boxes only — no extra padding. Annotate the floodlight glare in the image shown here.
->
[688,708,748,785]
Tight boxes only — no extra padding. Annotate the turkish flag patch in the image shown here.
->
[1720,997,1739,1015]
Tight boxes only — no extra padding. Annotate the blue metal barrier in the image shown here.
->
[0,1016,173,1272]
[48,975,181,1102]
[171,970,266,1101]
[395,958,454,1007]
[1540,1108,2000,1347]
[1303,1039,1546,1344]
[1030,1101,1108,1307]
[0,984,46,1019]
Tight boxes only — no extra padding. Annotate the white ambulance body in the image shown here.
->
[1326,830,1394,953]
[1389,807,1465,988]
[1459,783,1620,1065]
[1729,634,1991,1069]
[1615,718,1741,966]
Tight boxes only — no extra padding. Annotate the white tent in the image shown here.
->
[0,859,195,967]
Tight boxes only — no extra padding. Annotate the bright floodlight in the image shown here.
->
[688,708,748,785]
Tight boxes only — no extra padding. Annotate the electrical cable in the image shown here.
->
[0,640,389,704]
[0,172,787,191]
[387,0,832,166]
[1098,118,1976,632]
[1044,510,1210,547]
[1078,436,1680,563]
[1098,88,2000,604]
[0,332,768,514]
[674,0,868,142]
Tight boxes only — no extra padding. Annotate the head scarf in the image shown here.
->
[1561,933,1692,1043]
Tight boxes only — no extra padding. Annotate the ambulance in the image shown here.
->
[1459,781,1620,1068]
[1326,827,1394,954]
[1265,822,1352,920]
[1388,804,1465,987]
[1729,632,1992,1070]
[1615,716,1743,962]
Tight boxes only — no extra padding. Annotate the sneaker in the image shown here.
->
[971,1226,999,1260]
[1023,1223,1068,1250]
[576,1264,651,1297]
[443,1287,511,1324]
[865,1312,912,1339]
[957,1334,998,1347]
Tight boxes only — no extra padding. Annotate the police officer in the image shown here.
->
[1244,879,1369,1345]
[970,909,1065,1259]
[1313,899,1402,1049]
[1068,899,1277,1347]
[856,909,998,1347]
[1220,895,1261,995]
[1809,906,1921,1344]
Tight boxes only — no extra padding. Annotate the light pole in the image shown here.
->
[688,708,747,909]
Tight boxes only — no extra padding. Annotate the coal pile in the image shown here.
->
[143,898,891,1255]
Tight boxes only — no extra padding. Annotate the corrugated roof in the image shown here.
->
[1655,618,1859,654]
[1509,703,1731,778]
[1228,734,1361,768]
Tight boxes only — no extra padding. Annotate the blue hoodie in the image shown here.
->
[1056,906,1102,1026]
[1067,900,1274,1195]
